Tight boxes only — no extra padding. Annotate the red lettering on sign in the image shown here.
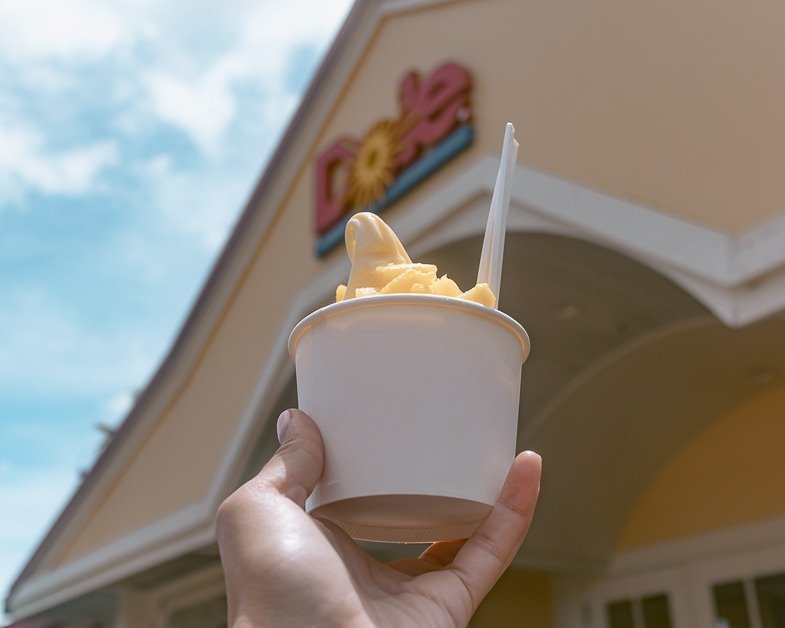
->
[396,62,471,170]
[315,137,358,235]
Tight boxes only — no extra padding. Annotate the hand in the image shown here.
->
[217,409,541,627]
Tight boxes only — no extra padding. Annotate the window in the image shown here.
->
[713,571,785,628]
[606,593,673,628]
[642,594,673,628]
[712,581,750,628]
[608,599,635,628]
[756,574,785,628]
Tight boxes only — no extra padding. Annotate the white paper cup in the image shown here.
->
[288,294,530,543]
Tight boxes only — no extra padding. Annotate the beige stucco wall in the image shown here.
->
[54,0,785,564]
[618,383,785,550]
[336,0,785,234]
[472,569,553,628]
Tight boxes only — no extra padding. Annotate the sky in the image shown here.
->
[0,0,353,614]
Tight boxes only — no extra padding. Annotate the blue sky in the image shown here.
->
[0,0,353,610]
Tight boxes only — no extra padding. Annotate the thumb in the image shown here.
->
[255,409,324,508]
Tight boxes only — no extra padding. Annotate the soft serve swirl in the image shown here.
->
[336,212,495,307]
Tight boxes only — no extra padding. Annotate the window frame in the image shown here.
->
[690,541,785,628]
[553,516,785,628]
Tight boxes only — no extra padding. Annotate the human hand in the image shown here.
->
[216,409,541,627]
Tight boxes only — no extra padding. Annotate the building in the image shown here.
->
[6,0,785,626]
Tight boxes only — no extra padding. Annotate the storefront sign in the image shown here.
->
[314,61,473,256]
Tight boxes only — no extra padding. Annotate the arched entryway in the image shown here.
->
[236,229,785,627]
[421,231,785,626]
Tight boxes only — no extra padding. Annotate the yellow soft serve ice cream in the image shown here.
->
[336,212,496,307]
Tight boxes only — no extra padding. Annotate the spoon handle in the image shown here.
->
[477,122,519,307]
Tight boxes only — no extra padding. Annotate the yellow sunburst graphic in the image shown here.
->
[346,120,401,208]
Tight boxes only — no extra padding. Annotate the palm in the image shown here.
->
[217,410,541,627]
[313,516,475,626]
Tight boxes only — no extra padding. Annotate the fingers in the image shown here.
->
[254,409,325,508]
[419,539,467,568]
[446,451,541,611]
[386,558,436,577]
[390,539,469,576]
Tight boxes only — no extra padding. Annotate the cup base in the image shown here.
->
[309,494,492,543]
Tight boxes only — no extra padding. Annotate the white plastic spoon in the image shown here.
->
[477,122,519,308]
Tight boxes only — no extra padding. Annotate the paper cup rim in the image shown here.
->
[288,294,530,362]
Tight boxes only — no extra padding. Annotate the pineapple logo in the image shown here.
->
[345,120,403,209]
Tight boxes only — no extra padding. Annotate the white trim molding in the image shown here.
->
[609,514,785,576]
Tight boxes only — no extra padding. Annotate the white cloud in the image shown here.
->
[28,142,117,193]
[0,289,157,397]
[142,0,352,154]
[146,65,238,155]
[240,0,353,66]
[0,468,76,551]
[0,0,126,62]
[0,0,353,222]
[140,154,254,251]
[0,118,118,207]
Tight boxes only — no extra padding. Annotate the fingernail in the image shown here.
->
[276,410,292,444]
